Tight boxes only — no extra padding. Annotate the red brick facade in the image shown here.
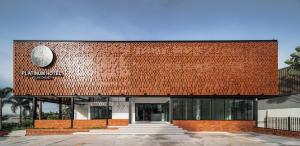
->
[73,120,107,129]
[34,119,128,129]
[13,40,278,96]
[34,120,71,129]
[26,129,89,136]
[254,127,300,138]
[108,119,129,126]
[173,120,256,132]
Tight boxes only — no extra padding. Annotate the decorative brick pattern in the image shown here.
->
[34,120,71,129]
[26,129,89,136]
[73,120,106,129]
[173,120,256,132]
[13,41,278,96]
[34,120,127,129]
[254,127,300,138]
[108,119,129,126]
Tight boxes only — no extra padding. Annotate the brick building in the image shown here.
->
[13,40,278,131]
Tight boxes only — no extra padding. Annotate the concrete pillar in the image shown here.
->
[106,97,109,125]
[254,98,258,127]
[38,100,42,120]
[32,97,37,128]
[169,97,173,123]
[70,97,74,128]
[128,97,132,124]
[59,98,62,119]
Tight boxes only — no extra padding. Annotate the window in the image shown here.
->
[225,99,235,120]
[172,98,254,120]
[235,99,253,120]
[200,99,211,120]
[212,99,225,120]
[90,106,112,119]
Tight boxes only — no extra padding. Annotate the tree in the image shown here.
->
[5,96,31,124]
[285,46,300,75]
[0,87,12,130]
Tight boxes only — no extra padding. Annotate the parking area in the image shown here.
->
[0,131,300,146]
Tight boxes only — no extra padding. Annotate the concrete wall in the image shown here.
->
[74,98,129,120]
[258,94,300,127]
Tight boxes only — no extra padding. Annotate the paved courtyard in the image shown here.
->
[0,130,300,146]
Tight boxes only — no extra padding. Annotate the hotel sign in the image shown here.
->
[21,71,63,80]
[21,45,63,80]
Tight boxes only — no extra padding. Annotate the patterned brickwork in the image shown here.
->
[73,120,107,129]
[254,127,300,138]
[13,40,278,96]
[173,120,256,131]
[26,129,89,136]
[34,120,71,129]
[108,119,129,126]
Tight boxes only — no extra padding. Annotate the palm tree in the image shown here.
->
[0,87,12,130]
[5,96,31,124]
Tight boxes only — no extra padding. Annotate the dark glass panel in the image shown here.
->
[212,99,225,120]
[200,99,211,120]
[225,99,235,120]
[90,106,112,119]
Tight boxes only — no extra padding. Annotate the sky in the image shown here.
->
[0,0,300,113]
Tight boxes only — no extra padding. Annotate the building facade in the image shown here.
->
[13,40,278,131]
[258,67,300,128]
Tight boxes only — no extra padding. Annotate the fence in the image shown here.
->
[265,117,300,132]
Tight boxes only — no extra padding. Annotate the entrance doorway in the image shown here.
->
[135,102,169,121]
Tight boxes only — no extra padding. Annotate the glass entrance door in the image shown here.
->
[135,103,169,121]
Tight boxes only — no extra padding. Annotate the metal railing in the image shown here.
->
[265,117,300,132]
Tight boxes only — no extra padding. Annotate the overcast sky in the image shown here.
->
[0,0,300,92]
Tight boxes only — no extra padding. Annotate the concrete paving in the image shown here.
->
[0,131,300,146]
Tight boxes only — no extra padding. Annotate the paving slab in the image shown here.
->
[0,131,300,146]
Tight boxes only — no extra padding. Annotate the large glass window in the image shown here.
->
[200,99,211,120]
[212,99,225,120]
[225,99,235,120]
[172,98,254,120]
[90,106,112,119]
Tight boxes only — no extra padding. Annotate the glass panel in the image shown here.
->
[90,106,112,119]
[186,98,194,120]
[173,99,184,120]
[246,100,254,120]
[193,99,201,120]
[212,99,225,120]
[236,99,249,120]
[225,99,235,120]
[200,99,211,120]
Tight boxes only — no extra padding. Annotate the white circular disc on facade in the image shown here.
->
[31,45,53,67]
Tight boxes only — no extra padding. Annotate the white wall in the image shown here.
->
[74,101,129,120]
[258,108,300,127]
[74,97,170,121]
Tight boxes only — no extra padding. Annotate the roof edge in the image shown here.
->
[13,39,278,43]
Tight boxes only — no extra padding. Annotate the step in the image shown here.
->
[118,127,183,130]
[90,129,186,132]
[73,132,185,135]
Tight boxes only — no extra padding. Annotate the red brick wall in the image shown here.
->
[13,40,278,96]
[26,129,89,136]
[108,119,129,126]
[73,120,106,129]
[254,127,300,138]
[34,119,128,129]
[173,120,256,132]
[35,120,71,129]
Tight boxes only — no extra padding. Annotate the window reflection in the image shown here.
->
[172,98,254,120]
